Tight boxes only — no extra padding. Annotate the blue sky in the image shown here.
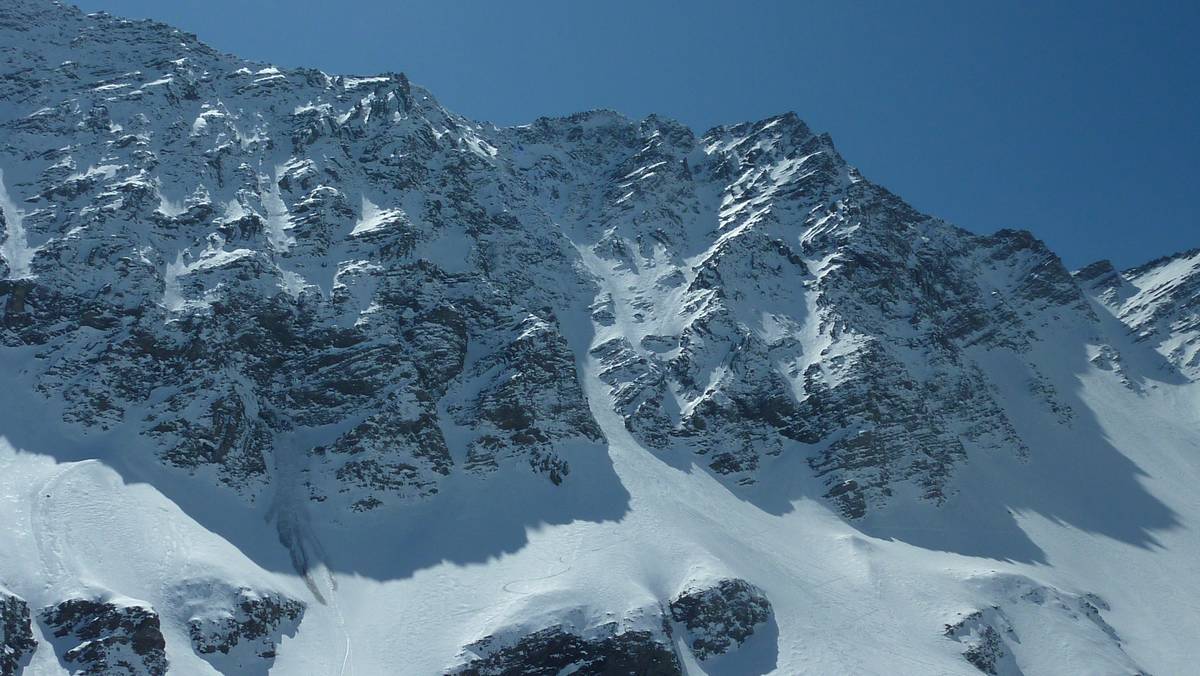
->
[75,0,1199,268]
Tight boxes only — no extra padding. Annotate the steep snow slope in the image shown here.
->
[0,1,1197,674]
[1077,251,1200,379]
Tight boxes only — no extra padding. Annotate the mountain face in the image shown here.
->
[0,2,1196,674]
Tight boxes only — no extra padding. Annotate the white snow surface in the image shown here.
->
[0,168,36,278]
[350,195,405,236]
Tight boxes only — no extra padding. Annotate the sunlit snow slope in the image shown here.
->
[0,1,1197,674]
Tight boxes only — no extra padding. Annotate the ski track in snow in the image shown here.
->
[318,565,355,676]
[30,460,97,591]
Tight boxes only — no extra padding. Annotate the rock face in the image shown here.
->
[454,581,777,672]
[446,313,604,483]
[0,0,608,520]
[1,591,36,676]
[669,579,773,660]
[40,598,168,676]
[173,582,304,673]
[451,623,680,676]
[1,0,1195,539]
[944,575,1147,676]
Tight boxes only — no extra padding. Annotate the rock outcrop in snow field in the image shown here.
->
[0,590,36,676]
[943,574,1146,675]
[40,597,168,676]
[0,1,1197,674]
[451,623,681,676]
[669,578,773,660]
[450,582,777,673]
[171,581,304,674]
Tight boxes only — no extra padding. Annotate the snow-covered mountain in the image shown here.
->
[1,1,1197,674]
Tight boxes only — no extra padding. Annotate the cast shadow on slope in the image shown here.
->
[164,437,629,583]
[697,613,780,676]
[0,362,631,584]
[292,306,636,580]
[852,336,1184,563]
[308,438,631,581]
[654,333,1186,565]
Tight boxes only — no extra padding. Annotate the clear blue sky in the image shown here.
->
[74,0,1198,268]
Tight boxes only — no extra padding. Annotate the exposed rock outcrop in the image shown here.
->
[177,583,304,673]
[669,578,773,660]
[40,598,167,676]
[945,575,1146,676]
[450,624,681,676]
[1,591,36,676]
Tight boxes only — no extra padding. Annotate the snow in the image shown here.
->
[192,114,213,135]
[155,186,187,217]
[260,168,296,252]
[460,129,499,159]
[278,269,308,298]
[1086,250,1200,378]
[187,247,256,272]
[343,76,391,89]
[222,199,247,222]
[1122,250,1200,325]
[293,102,332,115]
[0,439,308,676]
[619,160,667,181]
[66,163,121,182]
[0,168,35,279]
[350,195,404,236]
[163,247,258,311]
[161,251,187,311]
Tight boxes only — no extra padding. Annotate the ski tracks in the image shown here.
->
[30,460,98,591]
[313,564,355,676]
